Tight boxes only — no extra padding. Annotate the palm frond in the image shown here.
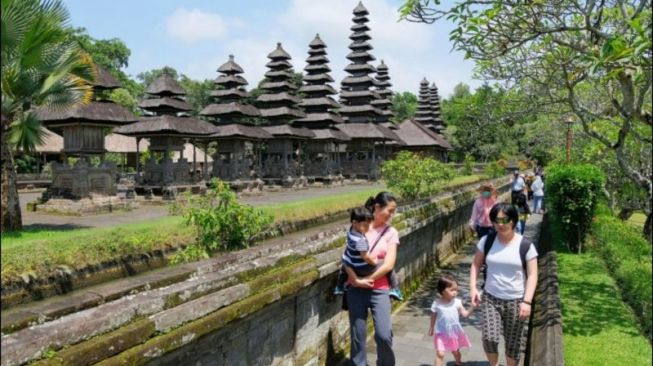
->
[8,110,46,152]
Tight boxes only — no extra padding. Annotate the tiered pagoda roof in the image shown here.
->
[414,78,435,126]
[429,82,446,133]
[116,72,215,139]
[139,70,192,116]
[371,60,394,123]
[296,34,344,129]
[257,43,305,124]
[35,66,137,129]
[200,55,260,123]
[390,119,452,150]
[339,1,384,123]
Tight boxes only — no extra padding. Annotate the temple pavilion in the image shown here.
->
[114,70,216,197]
[257,43,315,186]
[34,66,137,199]
[200,55,270,186]
[295,34,349,182]
[337,2,400,179]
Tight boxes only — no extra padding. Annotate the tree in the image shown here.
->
[1,0,95,231]
[390,91,418,123]
[179,76,213,117]
[400,0,652,239]
[452,82,470,99]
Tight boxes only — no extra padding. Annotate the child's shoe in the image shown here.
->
[333,285,346,296]
[389,288,404,301]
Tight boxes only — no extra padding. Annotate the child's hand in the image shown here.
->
[428,326,434,336]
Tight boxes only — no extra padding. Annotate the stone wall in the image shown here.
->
[2,177,511,366]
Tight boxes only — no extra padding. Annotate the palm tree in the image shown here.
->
[1,0,96,231]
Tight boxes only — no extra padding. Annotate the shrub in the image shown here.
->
[546,164,605,252]
[483,161,505,178]
[591,210,652,340]
[462,154,475,175]
[182,179,273,257]
[381,151,456,200]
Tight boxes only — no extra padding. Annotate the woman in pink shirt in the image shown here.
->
[346,191,399,366]
[469,182,497,239]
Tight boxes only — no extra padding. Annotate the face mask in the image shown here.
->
[482,191,491,198]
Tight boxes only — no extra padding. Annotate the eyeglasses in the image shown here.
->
[493,217,512,225]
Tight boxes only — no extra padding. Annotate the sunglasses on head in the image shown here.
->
[493,217,512,225]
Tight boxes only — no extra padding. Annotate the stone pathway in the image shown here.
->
[18,182,382,229]
[366,212,543,366]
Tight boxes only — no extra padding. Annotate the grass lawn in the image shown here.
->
[556,241,652,365]
[1,175,485,283]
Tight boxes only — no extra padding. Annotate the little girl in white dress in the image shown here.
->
[428,274,477,366]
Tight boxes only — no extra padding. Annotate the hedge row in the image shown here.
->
[591,208,652,340]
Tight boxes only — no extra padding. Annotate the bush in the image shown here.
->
[483,161,505,178]
[591,210,652,340]
[462,154,475,175]
[182,179,273,258]
[381,151,456,200]
[546,164,605,252]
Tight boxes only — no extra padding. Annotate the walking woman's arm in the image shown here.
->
[469,250,484,307]
[519,258,538,320]
[367,242,397,281]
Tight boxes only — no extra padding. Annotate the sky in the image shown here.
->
[63,0,482,98]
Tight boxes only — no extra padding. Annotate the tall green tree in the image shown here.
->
[1,0,95,231]
[390,91,418,123]
[401,0,652,239]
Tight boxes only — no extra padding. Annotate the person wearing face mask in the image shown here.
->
[469,183,498,239]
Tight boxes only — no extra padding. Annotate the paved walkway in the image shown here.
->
[366,212,544,366]
[18,182,382,230]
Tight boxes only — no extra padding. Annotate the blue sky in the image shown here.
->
[63,0,482,98]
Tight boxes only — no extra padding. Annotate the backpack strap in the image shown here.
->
[519,237,532,275]
[368,225,390,255]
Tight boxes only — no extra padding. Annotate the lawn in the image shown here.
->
[555,236,652,365]
[1,175,485,283]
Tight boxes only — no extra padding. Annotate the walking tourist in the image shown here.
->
[334,207,402,301]
[428,274,476,366]
[345,192,400,366]
[469,203,538,366]
[513,193,531,235]
[531,173,544,214]
[469,182,497,239]
[510,171,527,204]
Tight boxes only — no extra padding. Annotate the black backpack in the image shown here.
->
[480,232,532,290]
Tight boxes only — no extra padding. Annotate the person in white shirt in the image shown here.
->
[469,203,538,366]
[510,171,527,204]
[531,173,545,214]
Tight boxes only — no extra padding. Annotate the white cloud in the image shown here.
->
[165,8,228,43]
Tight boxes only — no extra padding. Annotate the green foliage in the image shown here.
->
[390,91,418,123]
[178,76,213,116]
[546,164,606,252]
[13,154,37,173]
[462,154,475,175]
[483,161,505,178]
[381,151,456,200]
[183,179,273,255]
[591,208,652,340]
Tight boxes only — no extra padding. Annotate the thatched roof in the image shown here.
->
[338,105,383,115]
[295,113,344,125]
[346,51,375,61]
[340,90,381,99]
[306,55,329,64]
[353,2,369,15]
[256,93,302,104]
[262,125,315,139]
[336,123,401,141]
[309,34,326,48]
[349,41,372,51]
[138,97,192,112]
[268,42,291,60]
[104,132,150,152]
[34,128,64,153]
[115,115,217,137]
[200,103,260,117]
[265,70,295,79]
[210,89,248,98]
[145,73,186,96]
[260,81,298,91]
[217,55,244,74]
[304,74,334,83]
[393,119,452,150]
[305,64,331,73]
[94,66,121,90]
[344,64,375,73]
[299,84,337,94]
[259,107,306,119]
[299,97,340,108]
[266,60,293,69]
[341,76,377,86]
[34,101,137,126]
[311,128,350,141]
[350,23,370,32]
[211,124,272,140]
[215,74,248,86]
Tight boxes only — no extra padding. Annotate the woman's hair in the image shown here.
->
[436,274,458,295]
[489,202,519,228]
[365,191,397,213]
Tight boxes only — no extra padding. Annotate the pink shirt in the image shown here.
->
[469,197,496,228]
[366,224,400,290]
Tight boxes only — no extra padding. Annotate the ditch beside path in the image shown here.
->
[367,212,544,366]
[18,182,382,230]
